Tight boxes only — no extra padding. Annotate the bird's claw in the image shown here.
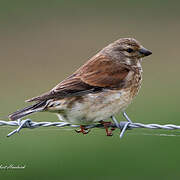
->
[75,125,90,135]
[100,121,115,136]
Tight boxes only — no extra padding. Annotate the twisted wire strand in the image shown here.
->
[0,118,180,138]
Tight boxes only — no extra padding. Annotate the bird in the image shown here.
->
[8,38,152,136]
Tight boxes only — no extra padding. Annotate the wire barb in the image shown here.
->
[7,119,33,137]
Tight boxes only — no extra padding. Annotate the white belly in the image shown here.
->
[47,89,133,125]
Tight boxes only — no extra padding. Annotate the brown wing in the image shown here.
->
[77,55,130,88]
[26,76,99,102]
[26,55,130,102]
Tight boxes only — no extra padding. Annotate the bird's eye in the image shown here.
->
[126,48,134,53]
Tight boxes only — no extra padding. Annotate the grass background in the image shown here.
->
[0,0,180,179]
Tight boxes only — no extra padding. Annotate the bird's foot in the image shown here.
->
[75,125,90,135]
[100,121,115,136]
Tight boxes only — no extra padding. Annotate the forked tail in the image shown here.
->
[8,100,47,121]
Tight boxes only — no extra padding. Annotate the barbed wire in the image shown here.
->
[1,112,180,138]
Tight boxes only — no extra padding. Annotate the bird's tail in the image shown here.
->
[8,100,47,121]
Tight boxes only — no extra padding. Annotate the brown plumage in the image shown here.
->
[26,55,131,102]
[9,38,152,135]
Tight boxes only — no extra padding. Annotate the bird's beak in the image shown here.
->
[139,47,152,57]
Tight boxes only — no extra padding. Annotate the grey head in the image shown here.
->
[100,38,152,65]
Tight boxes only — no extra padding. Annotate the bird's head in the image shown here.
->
[101,38,152,66]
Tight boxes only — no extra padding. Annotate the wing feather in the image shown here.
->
[26,55,130,102]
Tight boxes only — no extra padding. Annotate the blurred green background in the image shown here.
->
[0,0,180,179]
